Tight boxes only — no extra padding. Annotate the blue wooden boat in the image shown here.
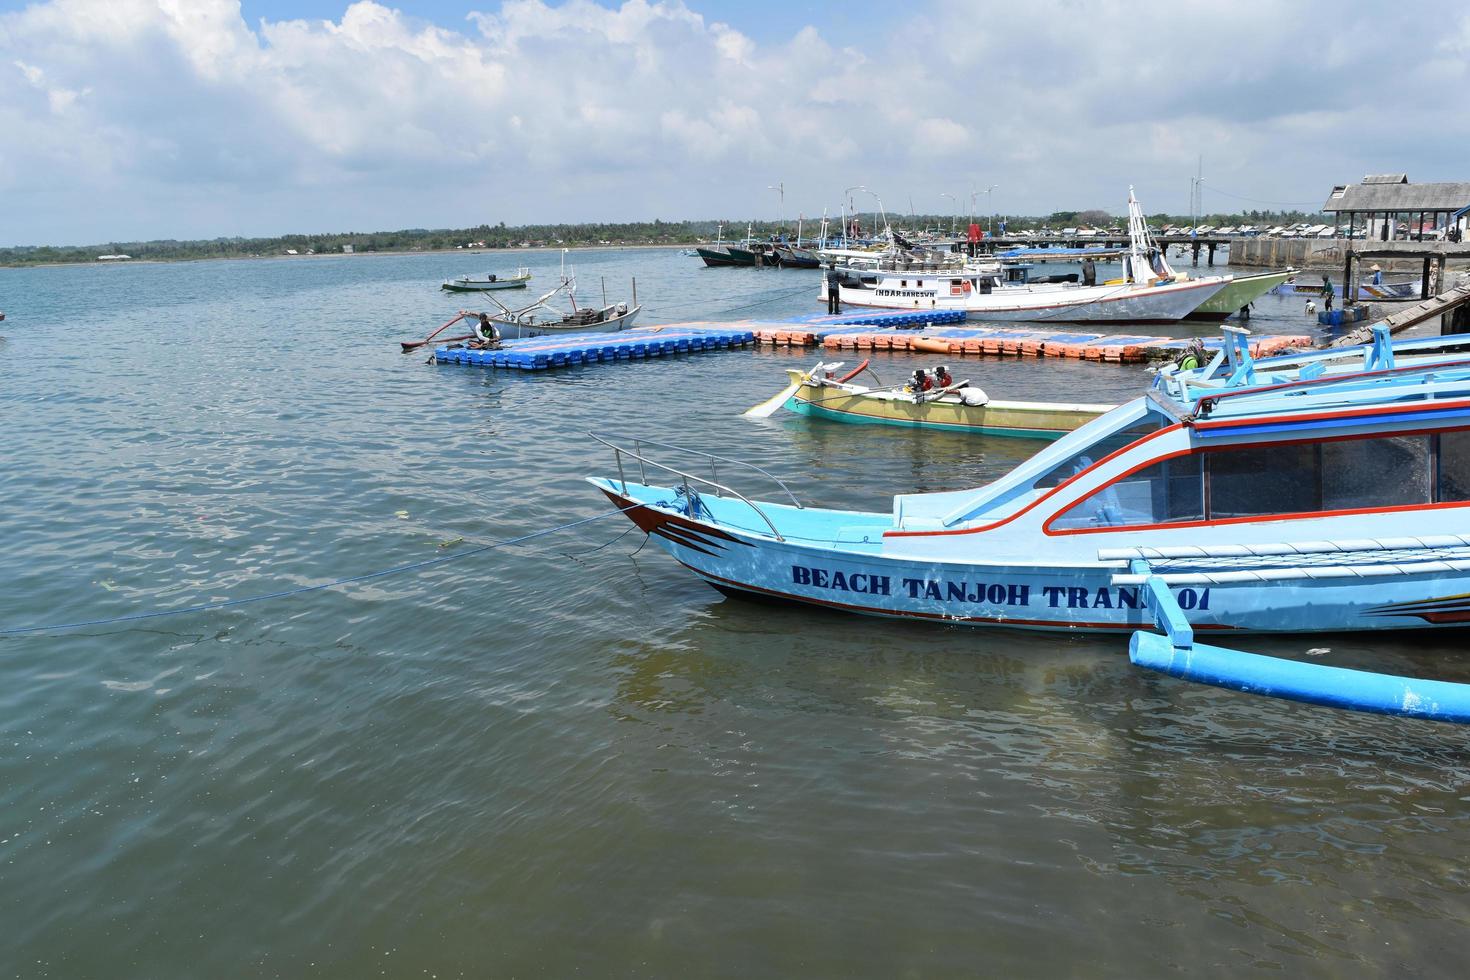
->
[590,325,1470,722]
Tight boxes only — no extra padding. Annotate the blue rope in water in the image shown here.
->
[0,506,636,636]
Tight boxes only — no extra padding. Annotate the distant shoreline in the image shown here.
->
[0,241,699,272]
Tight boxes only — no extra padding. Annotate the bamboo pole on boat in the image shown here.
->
[401,311,470,352]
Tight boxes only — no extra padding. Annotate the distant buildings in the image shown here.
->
[1323,174,1470,242]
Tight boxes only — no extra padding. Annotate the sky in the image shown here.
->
[2,0,1468,246]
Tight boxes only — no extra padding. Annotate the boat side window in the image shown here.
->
[1052,432,1445,529]
[1321,435,1430,510]
[1034,419,1165,489]
[1437,429,1470,501]
[1208,442,1322,518]
[1050,456,1204,529]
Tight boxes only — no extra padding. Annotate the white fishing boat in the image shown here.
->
[441,267,532,292]
[480,260,640,339]
[824,189,1229,322]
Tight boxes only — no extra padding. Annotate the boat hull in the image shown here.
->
[774,246,822,269]
[1184,269,1294,320]
[722,246,763,267]
[592,480,1470,635]
[1358,280,1420,300]
[831,276,1228,323]
[785,374,1110,438]
[496,306,640,339]
[441,276,532,292]
[696,247,743,268]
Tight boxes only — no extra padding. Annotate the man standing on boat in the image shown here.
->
[825,266,842,315]
[1082,257,1097,287]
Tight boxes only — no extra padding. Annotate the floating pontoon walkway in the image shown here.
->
[818,326,1312,364]
[432,310,963,371]
[430,310,1313,372]
[743,312,1311,363]
[747,309,967,346]
[434,325,758,370]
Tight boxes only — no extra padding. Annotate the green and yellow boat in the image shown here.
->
[1185,268,1294,320]
[754,360,1112,439]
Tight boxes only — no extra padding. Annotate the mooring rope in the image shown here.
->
[0,505,639,636]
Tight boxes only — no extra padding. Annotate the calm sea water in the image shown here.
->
[2,249,1467,978]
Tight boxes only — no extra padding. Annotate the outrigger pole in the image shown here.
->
[1126,561,1470,724]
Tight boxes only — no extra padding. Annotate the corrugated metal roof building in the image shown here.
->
[1322,175,1470,242]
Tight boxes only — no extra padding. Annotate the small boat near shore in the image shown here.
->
[590,324,1470,723]
[441,267,532,292]
[762,358,1111,437]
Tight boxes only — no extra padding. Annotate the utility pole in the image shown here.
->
[844,185,865,242]
[862,189,888,241]
[1189,155,1204,226]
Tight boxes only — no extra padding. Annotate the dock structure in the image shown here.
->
[428,310,1311,372]
[1332,275,1470,347]
[752,311,1310,364]
[748,309,966,347]
[818,326,1312,364]
[433,324,756,370]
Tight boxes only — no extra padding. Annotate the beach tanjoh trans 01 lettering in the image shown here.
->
[790,564,1212,610]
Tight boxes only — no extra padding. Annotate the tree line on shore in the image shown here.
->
[0,209,1323,267]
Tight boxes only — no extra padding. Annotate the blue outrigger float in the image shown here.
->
[592,324,1470,723]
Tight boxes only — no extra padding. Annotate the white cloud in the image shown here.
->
[0,0,1466,244]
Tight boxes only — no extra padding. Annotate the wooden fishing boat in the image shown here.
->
[493,301,639,340]
[441,267,532,292]
[778,360,1111,437]
[481,262,640,339]
[774,245,822,269]
[696,246,744,268]
[591,325,1470,723]
[1184,268,1295,320]
[724,243,769,267]
[1358,278,1420,300]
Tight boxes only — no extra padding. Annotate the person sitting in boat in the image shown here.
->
[1175,338,1207,372]
[472,312,502,348]
[934,365,954,389]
